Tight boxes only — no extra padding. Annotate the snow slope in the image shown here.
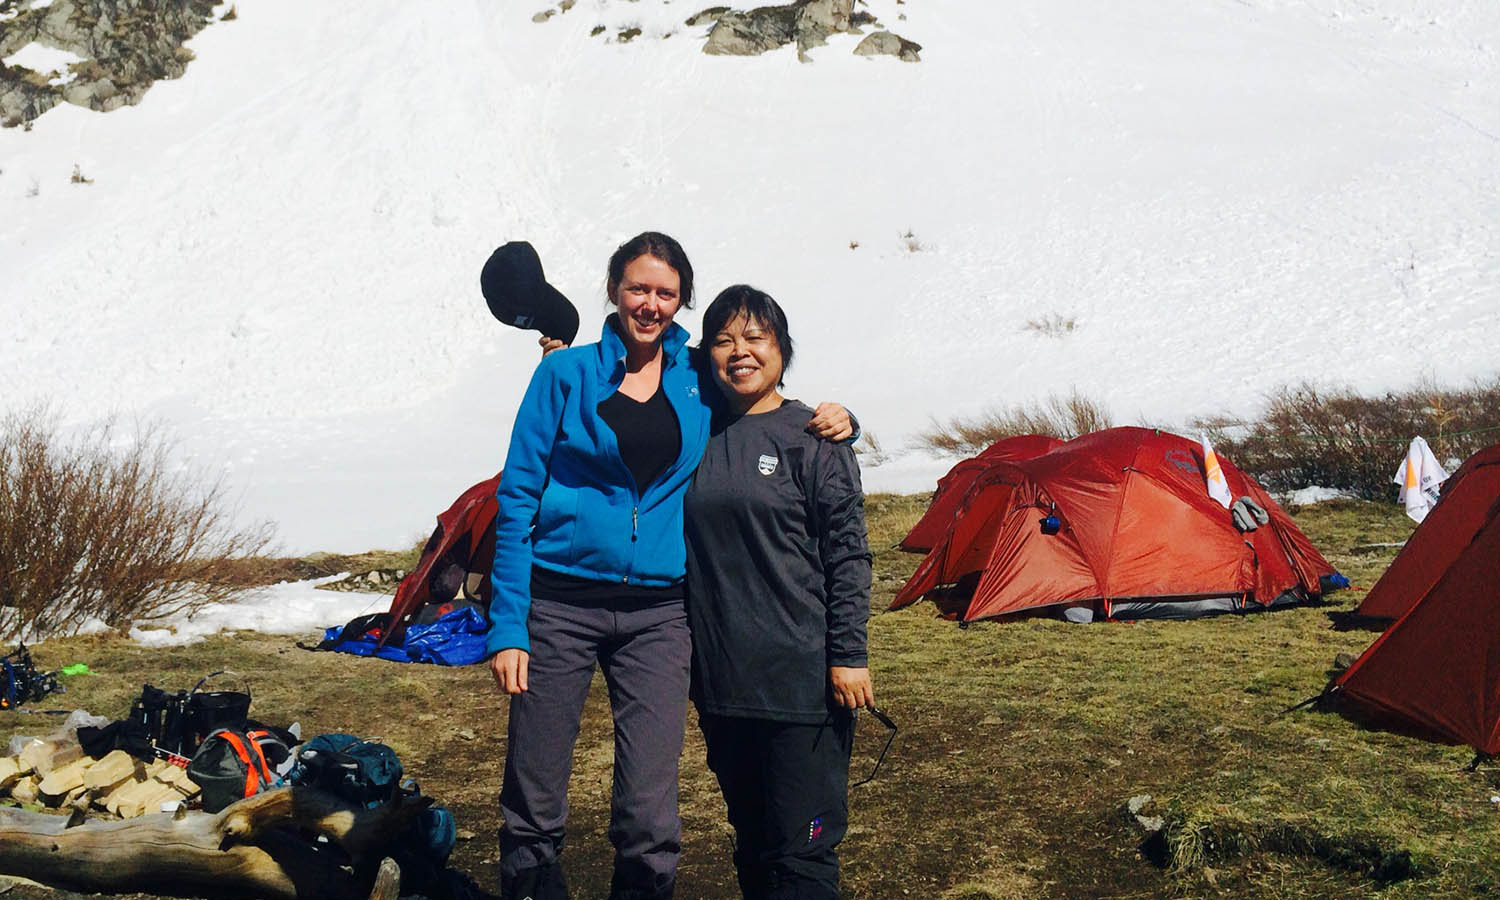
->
[3,0,1497,553]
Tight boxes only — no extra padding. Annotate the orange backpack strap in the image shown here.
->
[215,730,274,799]
[244,730,276,784]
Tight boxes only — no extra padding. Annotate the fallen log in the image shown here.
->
[0,785,431,899]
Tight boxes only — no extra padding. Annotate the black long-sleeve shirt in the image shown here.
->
[684,399,872,723]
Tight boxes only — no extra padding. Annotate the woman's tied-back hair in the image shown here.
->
[701,284,795,387]
[606,232,696,309]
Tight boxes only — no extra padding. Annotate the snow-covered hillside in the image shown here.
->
[3,0,1497,552]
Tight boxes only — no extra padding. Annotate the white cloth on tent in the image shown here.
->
[1200,435,1233,509]
[1393,436,1448,523]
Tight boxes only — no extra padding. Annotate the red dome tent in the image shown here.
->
[1327,444,1500,755]
[891,427,1336,623]
[900,435,1062,552]
[1353,443,1500,620]
[377,473,499,648]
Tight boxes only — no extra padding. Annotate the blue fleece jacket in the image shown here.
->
[487,317,713,654]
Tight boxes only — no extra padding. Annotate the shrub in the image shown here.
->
[0,406,273,640]
[1193,377,1500,499]
[916,390,1112,457]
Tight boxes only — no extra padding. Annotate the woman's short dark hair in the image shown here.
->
[701,284,795,385]
[606,231,695,309]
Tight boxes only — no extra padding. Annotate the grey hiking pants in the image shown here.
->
[499,593,690,898]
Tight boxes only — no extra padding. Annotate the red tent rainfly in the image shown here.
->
[1354,443,1500,621]
[1330,443,1500,755]
[900,434,1063,553]
[892,427,1336,623]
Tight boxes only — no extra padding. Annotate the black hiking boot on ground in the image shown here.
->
[500,861,568,900]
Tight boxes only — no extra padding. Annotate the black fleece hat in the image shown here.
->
[480,241,580,345]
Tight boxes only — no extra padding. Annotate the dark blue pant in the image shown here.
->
[500,595,690,900]
[699,712,854,900]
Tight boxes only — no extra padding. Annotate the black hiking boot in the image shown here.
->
[500,860,568,900]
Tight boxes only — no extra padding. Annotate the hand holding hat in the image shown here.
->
[481,241,580,346]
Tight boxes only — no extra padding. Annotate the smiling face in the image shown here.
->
[610,254,683,355]
[709,311,785,415]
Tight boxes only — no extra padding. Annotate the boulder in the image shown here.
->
[792,0,852,53]
[704,5,798,56]
[852,29,921,62]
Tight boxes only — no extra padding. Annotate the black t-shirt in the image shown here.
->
[684,400,871,723]
[598,385,682,495]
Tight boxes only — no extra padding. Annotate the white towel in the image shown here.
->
[1393,436,1448,523]
[1201,435,1233,509]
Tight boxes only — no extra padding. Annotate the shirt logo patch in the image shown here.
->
[808,816,823,843]
[758,454,778,476]
[686,385,699,397]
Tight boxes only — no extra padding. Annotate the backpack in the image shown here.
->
[287,733,459,888]
[284,733,403,809]
[129,672,251,757]
[0,645,60,711]
[187,726,294,813]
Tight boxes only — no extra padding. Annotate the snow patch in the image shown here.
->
[1276,486,1358,506]
[2,43,84,78]
[127,575,386,646]
[1,0,1496,552]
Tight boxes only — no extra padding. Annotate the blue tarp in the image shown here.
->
[321,606,490,666]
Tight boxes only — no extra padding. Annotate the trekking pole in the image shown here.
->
[851,705,897,788]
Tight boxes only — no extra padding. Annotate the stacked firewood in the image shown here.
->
[0,737,198,818]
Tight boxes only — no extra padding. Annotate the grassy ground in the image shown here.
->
[5,495,1498,899]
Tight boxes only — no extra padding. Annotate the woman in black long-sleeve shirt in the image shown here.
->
[684,285,874,900]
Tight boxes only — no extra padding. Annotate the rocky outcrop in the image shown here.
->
[1,0,221,128]
[703,0,854,60]
[696,0,919,63]
[852,29,921,62]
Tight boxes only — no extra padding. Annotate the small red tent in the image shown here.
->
[900,435,1062,552]
[891,427,1336,622]
[1329,444,1500,754]
[1354,443,1500,620]
[377,473,499,648]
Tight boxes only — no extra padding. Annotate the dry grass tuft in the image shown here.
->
[916,390,1112,457]
[1022,314,1077,338]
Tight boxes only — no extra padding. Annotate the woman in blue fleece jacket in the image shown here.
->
[487,232,850,900]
